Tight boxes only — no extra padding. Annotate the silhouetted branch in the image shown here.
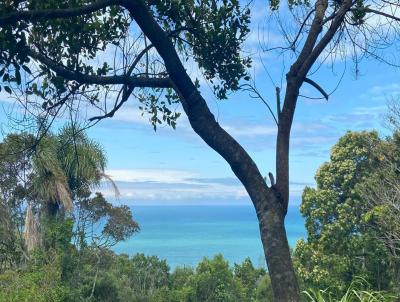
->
[304,77,329,100]
[27,49,173,88]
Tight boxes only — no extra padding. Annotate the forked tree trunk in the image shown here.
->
[125,2,302,300]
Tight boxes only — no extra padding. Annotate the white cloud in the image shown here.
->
[362,83,400,102]
[110,106,152,125]
[100,169,247,202]
[223,124,277,138]
[106,168,196,184]
[99,168,308,204]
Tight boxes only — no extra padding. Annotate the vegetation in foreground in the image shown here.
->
[0,250,272,302]
[1,111,400,300]
[302,278,398,302]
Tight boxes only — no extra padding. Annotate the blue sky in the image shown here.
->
[84,61,397,206]
[0,3,399,207]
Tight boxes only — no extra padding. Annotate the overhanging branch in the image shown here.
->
[0,0,120,27]
[28,49,172,88]
[358,7,400,22]
[304,77,329,100]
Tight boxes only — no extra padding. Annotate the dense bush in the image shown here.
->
[0,262,67,302]
[0,251,270,302]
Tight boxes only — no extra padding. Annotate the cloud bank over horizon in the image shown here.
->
[98,168,310,206]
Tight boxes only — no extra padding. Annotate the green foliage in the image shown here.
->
[350,0,367,25]
[78,192,139,248]
[41,216,74,252]
[234,257,266,301]
[0,261,67,302]
[303,278,398,302]
[32,124,107,209]
[255,275,274,301]
[0,127,139,278]
[0,0,129,96]
[190,254,245,302]
[0,0,252,129]
[146,0,252,99]
[358,130,400,292]
[123,253,170,297]
[269,0,311,11]
[2,247,394,302]
[28,124,139,250]
[0,132,34,270]
[294,131,396,296]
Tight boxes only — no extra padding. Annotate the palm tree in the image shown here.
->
[24,124,115,251]
[32,133,73,217]
[34,125,109,214]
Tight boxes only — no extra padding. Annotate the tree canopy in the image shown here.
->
[294,130,400,296]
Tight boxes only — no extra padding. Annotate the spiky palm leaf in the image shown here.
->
[32,134,73,211]
[57,125,107,192]
[57,125,119,198]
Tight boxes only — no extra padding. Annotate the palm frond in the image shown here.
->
[99,172,120,198]
[55,181,73,211]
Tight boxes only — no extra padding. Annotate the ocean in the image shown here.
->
[113,205,306,269]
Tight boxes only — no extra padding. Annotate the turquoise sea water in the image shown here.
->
[113,205,306,269]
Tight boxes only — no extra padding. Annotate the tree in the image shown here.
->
[234,258,266,301]
[190,254,245,302]
[32,124,106,218]
[0,260,67,302]
[360,102,400,291]
[0,127,138,268]
[32,126,139,253]
[0,128,140,300]
[362,150,400,292]
[0,133,34,270]
[294,131,393,295]
[119,253,170,299]
[1,1,400,300]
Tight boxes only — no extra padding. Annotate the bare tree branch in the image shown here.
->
[304,77,329,100]
[360,7,400,22]
[88,85,134,121]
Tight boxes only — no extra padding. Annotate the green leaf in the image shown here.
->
[15,69,21,85]
[22,65,32,74]
[4,86,12,94]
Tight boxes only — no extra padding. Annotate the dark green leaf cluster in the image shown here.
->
[269,0,311,11]
[152,0,251,99]
[350,0,367,25]
[0,1,129,100]
[0,133,35,270]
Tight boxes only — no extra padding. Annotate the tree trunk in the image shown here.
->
[256,196,301,301]
[125,2,301,300]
